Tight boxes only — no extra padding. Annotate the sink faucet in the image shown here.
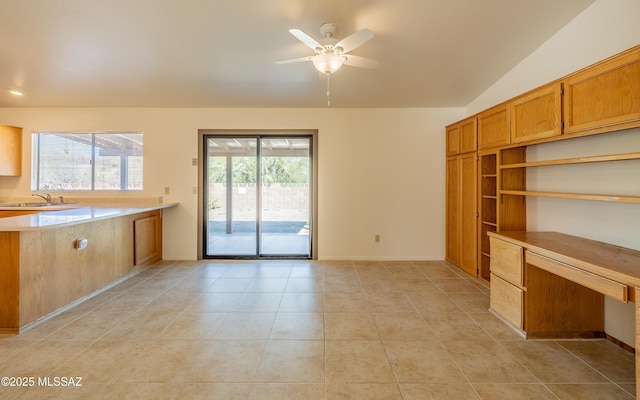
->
[32,192,52,204]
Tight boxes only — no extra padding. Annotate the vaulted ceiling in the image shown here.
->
[0,0,595,108]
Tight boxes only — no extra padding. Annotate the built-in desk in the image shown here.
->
[488,231,640,396]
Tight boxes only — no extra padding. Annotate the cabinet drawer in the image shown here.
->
[525,251,628,303]
[490,273,523,330]
[489,237,523,286]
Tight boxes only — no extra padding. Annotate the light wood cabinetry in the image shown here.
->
[134,213,162,266]
[510,83,562,143]
[459,153,477,276]
[478,103,510,149]
[0,209,163,333]
[445,157,460,265]
[446,117,477,155]
[0,125,22,176]
[563,46,640,136]
[445,152,477,275]
[488,231,640,339]
[446,125,459,156]
[0,210,42,218]
[446,45,639,281]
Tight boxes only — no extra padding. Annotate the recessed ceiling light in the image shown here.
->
[10,90,24,96]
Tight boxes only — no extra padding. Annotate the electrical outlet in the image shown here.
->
[192,187,198,194]
[192,158,198,166]
[164,187,170,195]
[375,234,380,243]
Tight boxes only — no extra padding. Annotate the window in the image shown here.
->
[32,132,143,191]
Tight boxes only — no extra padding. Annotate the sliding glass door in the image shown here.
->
[204,135,312,258]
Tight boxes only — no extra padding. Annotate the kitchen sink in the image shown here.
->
[0,202,71,207]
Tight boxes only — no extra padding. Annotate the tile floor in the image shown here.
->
[0,260,635,399]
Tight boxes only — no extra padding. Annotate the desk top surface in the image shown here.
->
[488,231,640,288]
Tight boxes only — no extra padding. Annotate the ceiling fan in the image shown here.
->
[277,22,378,75]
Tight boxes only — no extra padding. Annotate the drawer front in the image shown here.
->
[490,237,524,286]
[490,273,523,330]
[525,251,628,303]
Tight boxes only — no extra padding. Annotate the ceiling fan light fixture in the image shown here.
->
[312,53,345,75]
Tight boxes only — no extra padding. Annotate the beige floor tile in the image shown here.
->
[473,383,558,399]
[254,340,325,382]
[209,278,253,292]
[372,313,433,341]
[405,291,464,314]
[232,292,283,312]
[270,313,324,339]
[285,277,324,292]
[546,383,635,399]
[385,340,467,383]
[324,292,369,312]
[54,339,148,383]
[249,383,325,400]
[115,339,198,383]
[102,310,181,339]
[422,312,491,341]
[323,277,363,293]
[443,340,538,383]
[326,383,403,399]
[3,260,636,399]
[365,292,415,313]
[184,339,266,382]
[399,383,482,400]
[159,312,227,339]
[502,341,610,383]
[184,292,243,313]
[326,340,395,383]
[467,311,526,342]
[245,278,288,292]
[324,313,379,340]
[278,292,324,312]
[170,383,254,400]
[215,312,276,339]
[558,339,636,383]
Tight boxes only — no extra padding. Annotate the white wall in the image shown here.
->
[466,0,640,346]
[0,107,464,261]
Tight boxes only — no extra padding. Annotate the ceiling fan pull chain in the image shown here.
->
[327,74,331,106]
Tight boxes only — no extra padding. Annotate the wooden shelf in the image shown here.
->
[482,221,497,227]
[501,152,640,169]
[500,190,640,203]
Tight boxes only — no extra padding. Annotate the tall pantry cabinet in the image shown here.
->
[445,117,477,276]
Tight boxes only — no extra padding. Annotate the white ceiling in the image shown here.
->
[0,0,595,108]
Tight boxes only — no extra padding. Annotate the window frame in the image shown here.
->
[31,131,143,192]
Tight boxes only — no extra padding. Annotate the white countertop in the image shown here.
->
[0,203,178,232]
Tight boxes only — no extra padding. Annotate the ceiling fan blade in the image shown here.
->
[289,29,323,50]
[343,55,378,69]
[335,28,374,53]
[276,56,314,64]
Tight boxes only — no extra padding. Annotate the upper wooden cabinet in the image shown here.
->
[446,117,477,155]
[563,46,640,135]
[0,125,22,176]
[510,83,562,143]
[478,103,510,149]
[446,124,459,156]
[459,117,477,153]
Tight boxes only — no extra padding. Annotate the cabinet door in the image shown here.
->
[459,153,477,276]
[0,125,22,176]
[478,103,510,149]
[445,156,460,265]
[134,213,162,266]
[510,83,562,143]
[563,46,640,135]
[459,117,477,154]
[446,124,460,156]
